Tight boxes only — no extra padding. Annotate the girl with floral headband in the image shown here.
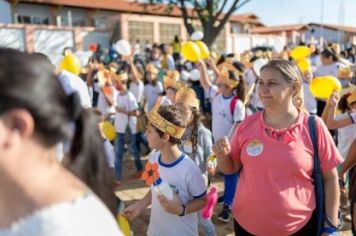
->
[175,88,216,236]
[198,60,247,223]
[124,105,207,236]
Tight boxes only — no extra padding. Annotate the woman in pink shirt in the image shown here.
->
[213,59,343,235]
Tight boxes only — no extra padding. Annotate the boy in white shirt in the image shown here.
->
[124,105,207,236]
[113,72,143,185]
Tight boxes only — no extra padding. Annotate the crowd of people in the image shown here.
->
[0,37,356,236]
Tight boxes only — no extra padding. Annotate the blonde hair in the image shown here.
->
[261,59,305,111]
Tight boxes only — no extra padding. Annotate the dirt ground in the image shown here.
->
[116,155,352,236]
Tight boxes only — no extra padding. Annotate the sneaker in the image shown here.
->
[217,195,224,204]
[217,205,231,223]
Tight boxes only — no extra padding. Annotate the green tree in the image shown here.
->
[145,0,251,47]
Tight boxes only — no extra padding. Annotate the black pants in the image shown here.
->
[234,211,317,236]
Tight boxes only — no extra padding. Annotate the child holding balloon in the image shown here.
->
[322,90,356,219]
[123,105,207,236]
[198,60,246,222]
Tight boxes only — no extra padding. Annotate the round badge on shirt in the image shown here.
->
[183,140,193,153]
[246,140,263,157]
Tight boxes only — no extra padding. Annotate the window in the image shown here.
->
[159,23,181,44]
[94,18,107,29]
[231,23,243,34]
[17,15,31,24]
[17,15,49,25]
[128,21,154,46]
[72,18,86,27]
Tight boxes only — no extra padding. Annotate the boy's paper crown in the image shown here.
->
[147,105,186,139]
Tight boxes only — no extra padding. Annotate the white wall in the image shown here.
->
[0,0,12,23]
[0,28,25,50]
[33,29,74,65]
[81,31,110,50]
[230,34,285,54]
[304,25,344,44]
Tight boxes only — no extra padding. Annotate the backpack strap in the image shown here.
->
[307,115,324,236]
[230,96,239,117]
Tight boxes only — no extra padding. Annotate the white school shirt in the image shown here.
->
[57,70,92,108]
[208,85,245,140]
[114,91,138,134]
[97,86,117,116]
[314,63,339,77]
[336,113,356,159]
[160,95,172,106]
[303,81,317,114]
[103,139,115,168]
[144,82,164,111]
[129,80,145,104]
[147,151,207,236]
[0,194,122,236]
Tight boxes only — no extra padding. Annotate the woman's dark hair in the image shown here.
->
[338,93,352,113]
[0,48,115,213]
[89,53,101,64]
[228,67,246,103]
[144,71,158,86]
[174,35,179,42]
[321,47,339,62]
[153,105,187,145]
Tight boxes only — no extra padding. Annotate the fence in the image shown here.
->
[0,23,111,65]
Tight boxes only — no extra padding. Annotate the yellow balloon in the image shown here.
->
[117,214,131,236]
[290,46,311,60]
[296,58,310,74]
[60,54,81,75]
[182,41,201,62]
[309,76,342,99]
[196,41,210,59]
[101,121,116,141]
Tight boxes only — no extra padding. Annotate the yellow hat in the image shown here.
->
[163,76,185,91]
[347,90,356,105]
[97,69,112,86]
[217,62,241,88]
[145,64,159,75]
[175,87,200,109]
[166,70,180,80]
[112,72,128,82]
[338,66,353,80]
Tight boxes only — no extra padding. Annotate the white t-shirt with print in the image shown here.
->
[336,113,356,159]
[97,86,117,116]
[103,139,115,168]
[57,70,92,108]
[303,81,317,114]
[144,82,164,111]
[0,194,122,236]
[147,151,207,236]
[208,85,245,140]
[129,80,145,105]
[114,91,138,134]
[314,63,339,77]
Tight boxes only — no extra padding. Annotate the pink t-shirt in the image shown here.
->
[230,111,343,235]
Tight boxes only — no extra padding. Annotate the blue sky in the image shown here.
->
[236,0,356,27]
